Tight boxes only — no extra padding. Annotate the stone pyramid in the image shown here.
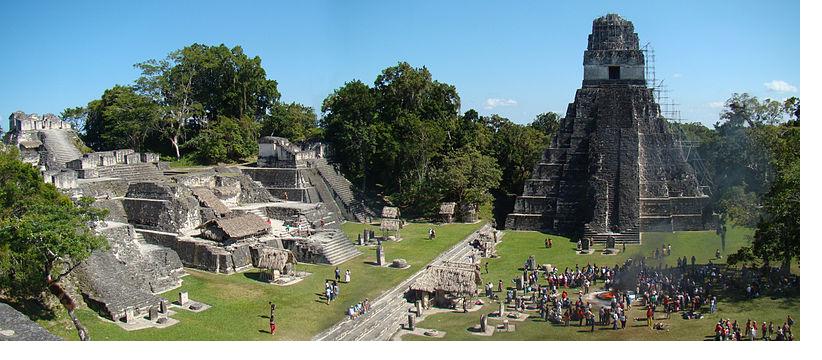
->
[505,14,714,243]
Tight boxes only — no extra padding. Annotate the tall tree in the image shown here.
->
[83,85,159,152]
[0,146,107,340]
[135,51,203,159]
[184,115,259,164]
[434,146,502,211]
[530,111,561,137]
[261,102,321,142]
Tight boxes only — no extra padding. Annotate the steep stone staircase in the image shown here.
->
[310,158,377,222]
[96,163,164,182]
[313,230,361,265]
[584,227,641,245]
[39,129,82,168]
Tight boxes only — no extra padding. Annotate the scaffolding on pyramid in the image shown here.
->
[642,42,714,191]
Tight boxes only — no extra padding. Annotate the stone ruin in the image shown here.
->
[4,112,164,190]
[241,136,378,223]
[74,221,184,322]
[506,14,716,244]
[2,115,369,323]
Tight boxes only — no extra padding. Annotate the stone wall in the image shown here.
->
[74,222,183,321]
[123,182,201,233]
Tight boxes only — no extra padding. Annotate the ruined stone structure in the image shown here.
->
[505,14,713,243]
[4,114,367,324]
[241,136,378,222]
[4,112,164,190]
[0,303,63,341]
[74,222,184,322]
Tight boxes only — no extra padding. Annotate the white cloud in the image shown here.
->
[764,80,797,93]
[484,98,518,110]
[708,101,724,109]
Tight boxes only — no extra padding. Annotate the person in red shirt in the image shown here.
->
[646,307,654,328]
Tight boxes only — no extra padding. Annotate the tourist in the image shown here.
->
[333,281,340,301]
[344,269,351,283]
[485,262,489,274]
[691,255,696,266]
[335,267,341,282]
[269,302,277,335]
[545,238,549,248]
[646,306,654,328]
[751,320,758,341]
[498,279,503,293]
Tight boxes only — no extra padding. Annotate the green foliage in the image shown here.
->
[530,112,560,136]
[321,63,463,216]
[261,102,321,142]
[749,122,799,268]
[716,184,760,227]
[83,86,160,152]
[491,118,550,196]
[433,146,502,212]
[59,106,87,132]
[185,116,259,164]
[0,146,107,298]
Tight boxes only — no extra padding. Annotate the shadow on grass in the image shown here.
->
[1,297,57,321]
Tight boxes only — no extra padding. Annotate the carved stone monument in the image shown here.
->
[124,307,135,323]
[415,300,423,316]
[606,236,616,250]
[408,314,415,331]
[149,306,159,321]
[179,291,189,306]
[480,314,488,333]
[376,243,385,266]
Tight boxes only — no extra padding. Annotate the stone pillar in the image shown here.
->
[159,299,168,314]
[408,314,415,331]
[415,300,423,316]
[179,291,189,306]
[124,307,135,323]
[363,229,369,243]
[376,244,385,266]
[480,314,488,333]
[499,302,506,318]
[149,306,159,321]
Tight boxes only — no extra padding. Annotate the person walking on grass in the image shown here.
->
[344,269,351,283]
[646,307,654,328]
[268,302,277,335]
[335,267,341,282]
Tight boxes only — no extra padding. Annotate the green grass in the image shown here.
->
[405,227,800,341]
[39,222,483,340]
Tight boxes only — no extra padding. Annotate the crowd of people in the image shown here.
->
[476,249,798,339]
[347,299,371,320]
[714,316,795,341]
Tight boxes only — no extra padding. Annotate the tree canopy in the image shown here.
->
[0,146,107,340]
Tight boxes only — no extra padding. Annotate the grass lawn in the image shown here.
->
[406,227,800,341]
[38,221,484,340]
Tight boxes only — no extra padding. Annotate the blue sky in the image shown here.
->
[0,0,799,128]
